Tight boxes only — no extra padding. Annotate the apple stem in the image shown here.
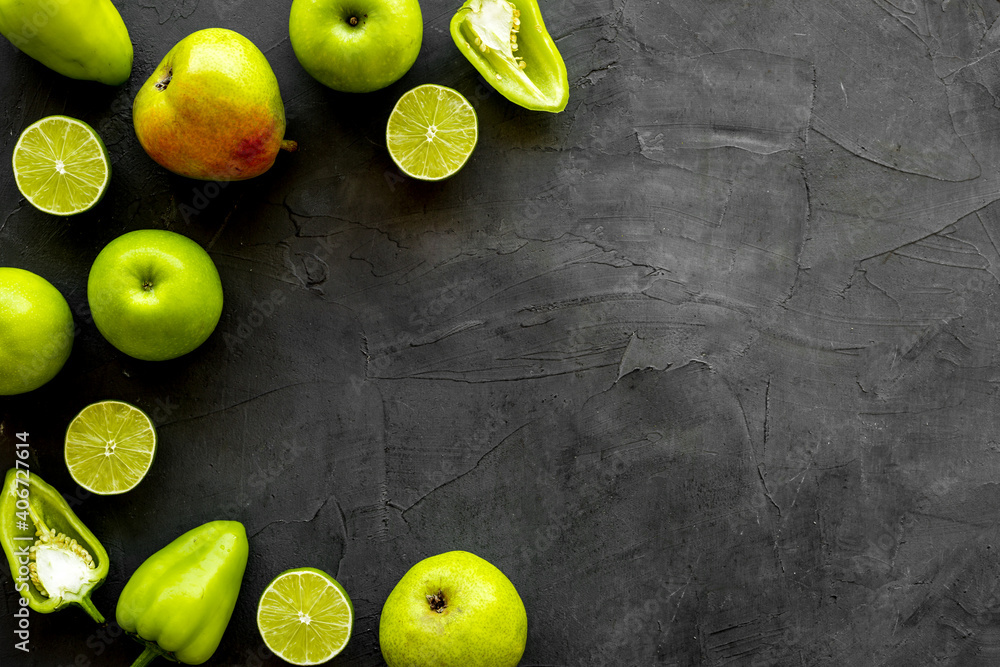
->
[281,140,298,153]
[349,15,358,25]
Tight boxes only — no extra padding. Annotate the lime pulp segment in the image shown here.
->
[64,401,156,495]
[386,84,478,181]
[257,568,354,665]
[13,115,110,216]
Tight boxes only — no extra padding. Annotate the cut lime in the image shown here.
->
[13,115,111,216]
[386,84,478,181]
[257,567,354,665]
[64,401,156,495]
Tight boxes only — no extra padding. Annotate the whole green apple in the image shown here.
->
[0,268,73,395]
[379,551,527,667]
[133,28,296,181]
[289,0,422,93]
[87,230,223,361]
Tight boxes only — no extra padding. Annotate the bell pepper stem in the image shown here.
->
[131,645,170,667]
[77,597,105,624]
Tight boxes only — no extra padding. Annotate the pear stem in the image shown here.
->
[281,140,298,152]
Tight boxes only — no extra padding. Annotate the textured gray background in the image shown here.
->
[3,0,1000,664]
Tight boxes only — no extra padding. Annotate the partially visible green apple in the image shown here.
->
[289,0,422,93]
[87,230,223,361]
[0,268,73,395]
[379,551,527,667]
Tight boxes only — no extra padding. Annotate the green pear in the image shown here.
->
[379,551,528,667]
[133,28,296,181]
[0,0,132,85]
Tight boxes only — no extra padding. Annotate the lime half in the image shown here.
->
[257,567,354,665]
[13,115,111,216]
[386,84,478,181]
[64,401,156,495]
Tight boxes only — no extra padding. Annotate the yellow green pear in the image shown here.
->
[133,28,296,181]
[0,0,132,85]
[380,551,528,667]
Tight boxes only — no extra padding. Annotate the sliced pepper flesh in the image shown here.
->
[451,0,569,112]
[0,468,108,623]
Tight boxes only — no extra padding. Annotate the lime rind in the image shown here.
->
[13,115,111,216]
[64,400,156,495]
[257,567,354,665]
[386,84,478,181]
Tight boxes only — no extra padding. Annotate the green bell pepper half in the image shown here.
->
[117,520,249,667]
[450,0,569,112]
[0,468,109,623]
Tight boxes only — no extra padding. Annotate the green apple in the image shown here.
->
[0,268,73,395]
[289,0,422,93]
[379,551,527,667]
[87,230,223,361]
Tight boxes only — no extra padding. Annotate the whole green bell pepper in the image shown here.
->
[0,0,133,85]
[117,520,249,667]
[0,468,109,623]
[450,0,569,112]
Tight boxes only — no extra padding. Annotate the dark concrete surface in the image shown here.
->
[3,0,1000,664]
